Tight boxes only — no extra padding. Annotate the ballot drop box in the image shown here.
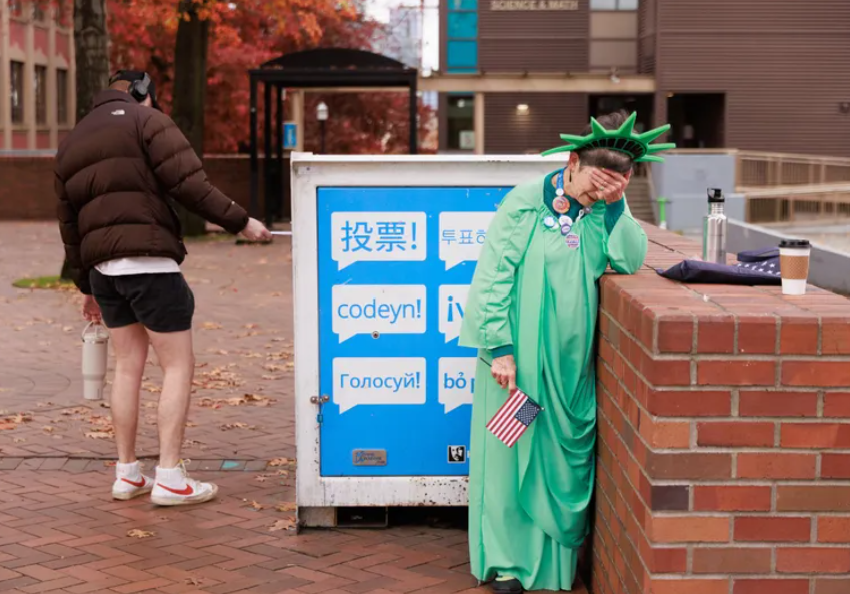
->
[292,154,563,526]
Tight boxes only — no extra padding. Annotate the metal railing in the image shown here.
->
[744,183,850,225]
[668,149,850,225]
[735,151,850,189]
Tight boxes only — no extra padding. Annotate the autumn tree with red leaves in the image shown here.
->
[106,0,435,155]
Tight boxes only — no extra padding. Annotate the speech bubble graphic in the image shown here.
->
[439,211,495,271]
[438,357,477,413]
[333,357,426,414]
[332,284,426,343]
[439,285,470,344]
[331,212,427,270]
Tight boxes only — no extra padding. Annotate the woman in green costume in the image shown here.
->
[458,111,675,593]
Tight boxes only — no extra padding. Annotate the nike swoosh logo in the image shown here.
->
[122,477,147,488]
[156,483,194,496]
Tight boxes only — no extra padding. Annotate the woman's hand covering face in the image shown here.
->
[589,168,630,204]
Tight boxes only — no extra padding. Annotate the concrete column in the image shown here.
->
[290,90,304,152]
[68,19,76,127]
[24,14,35,149]
[474,92,485,155]
[47,10,57,148]
[1,1,10,150]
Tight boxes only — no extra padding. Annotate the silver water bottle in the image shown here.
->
[702,188,727,264]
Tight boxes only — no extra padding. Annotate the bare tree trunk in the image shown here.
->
[62,0,109,280]
[170,0,208,237]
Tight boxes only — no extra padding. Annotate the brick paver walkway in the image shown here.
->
[0,222,497,594]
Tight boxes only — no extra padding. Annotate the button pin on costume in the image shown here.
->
[458,111,675,594]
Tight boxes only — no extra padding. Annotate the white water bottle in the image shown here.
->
[81,322,109,401]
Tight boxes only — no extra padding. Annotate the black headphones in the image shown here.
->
[110,70,151,103]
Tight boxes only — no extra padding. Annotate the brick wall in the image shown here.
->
[0,155,267,221]
[592,226,850,594]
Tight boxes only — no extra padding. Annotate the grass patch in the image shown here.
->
[185,232,233,243]
[12,275,75,290]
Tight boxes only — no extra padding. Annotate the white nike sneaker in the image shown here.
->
[151,460,219,506]
[112,461,154,501]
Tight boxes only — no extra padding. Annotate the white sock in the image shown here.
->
[117,461,141,479]
[156,465,186,488]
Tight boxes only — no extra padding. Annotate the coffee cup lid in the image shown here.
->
[779,239,810,249]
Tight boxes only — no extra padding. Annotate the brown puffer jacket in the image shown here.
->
[55,90,249,294]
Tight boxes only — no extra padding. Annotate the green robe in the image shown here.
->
[458,172,648,591]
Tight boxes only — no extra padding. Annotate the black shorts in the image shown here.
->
[89,270,195,333]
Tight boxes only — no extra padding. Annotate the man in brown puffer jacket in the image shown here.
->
[55,70,271,506]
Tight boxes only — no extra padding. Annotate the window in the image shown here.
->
[33,1,46,22]
[54,0,67,26]
[447,40,478,69]
[35,65,47,125]
[590,0,638,9]
[9,0,23,18]
[10,61,24,124]
[448,12,478,39]
[447,95,474,150]
[57,69,68,125]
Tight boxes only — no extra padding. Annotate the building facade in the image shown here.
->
[1,0,75,151]
[439,0,850,157]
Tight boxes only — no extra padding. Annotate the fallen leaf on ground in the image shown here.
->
[220,422,249,431]
[261,375,282,381]
[184,577,201,586]
[199,393,274,409]
[241,352,263,359]
[264,364,286,372]
[85,431,113,440]
[104,461,116,467]
[267,351,293,361]
[194,366,242,391]
[201,322,223,330]
[185,421,197,428]
[275,502,296,513]
[269,458,294,467]
[0,413,32,430]
[142,383,161,394]
[13,438,25,443]
[244,323,259,329]
[269,517,296,532]
[127,529,155,539]
[35,402,54,408]
[61,407,90,416]
[143,402,157,409]
[244,500,264,511]
[254,474,270,482]
[42,426,55,433]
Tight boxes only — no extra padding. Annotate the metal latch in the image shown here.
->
[311,395,329,424]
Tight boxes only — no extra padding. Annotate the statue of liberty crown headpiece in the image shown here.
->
[541,112,676,163]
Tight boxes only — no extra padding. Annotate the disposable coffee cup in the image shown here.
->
[779,239,811,295]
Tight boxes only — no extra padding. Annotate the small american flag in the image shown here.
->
[486,388,542,448]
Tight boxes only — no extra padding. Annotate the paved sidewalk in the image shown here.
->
[0,222,491,594]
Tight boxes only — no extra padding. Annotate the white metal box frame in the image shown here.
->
[291,153,564,515]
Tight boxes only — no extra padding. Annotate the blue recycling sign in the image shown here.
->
[316,186,511,477]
